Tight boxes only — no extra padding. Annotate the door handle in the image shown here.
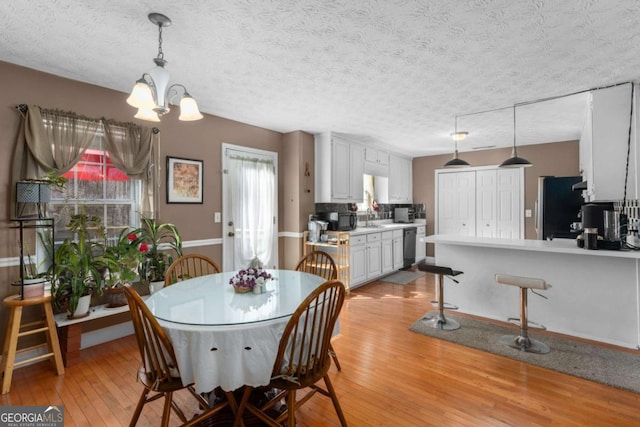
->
[228,232,235,237]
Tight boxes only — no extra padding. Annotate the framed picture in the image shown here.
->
[166,156,203,204]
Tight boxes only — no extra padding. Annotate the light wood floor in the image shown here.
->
[2,274,640,426]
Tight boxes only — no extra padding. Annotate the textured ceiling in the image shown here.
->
[1,1,639,157]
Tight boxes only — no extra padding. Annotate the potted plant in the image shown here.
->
[15,170,67,218]
[51,213,116,318]
[12,247,47,299]
[103,228,148,307]
[136,215,183,293]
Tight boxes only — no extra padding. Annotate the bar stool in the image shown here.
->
[417,262,463,330]
[1,294,65,394]
[495,274,550,354]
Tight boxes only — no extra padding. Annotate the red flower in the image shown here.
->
[139,243,149,253]
[127,233,138,242]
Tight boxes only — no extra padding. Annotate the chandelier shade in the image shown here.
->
[127,13,203,122]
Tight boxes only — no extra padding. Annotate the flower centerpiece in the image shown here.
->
[229,266,272,293]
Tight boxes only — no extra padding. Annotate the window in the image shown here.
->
[48,131,142,245]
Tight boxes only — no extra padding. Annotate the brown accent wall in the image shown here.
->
[0,61,309,348]
[412,141,580,256]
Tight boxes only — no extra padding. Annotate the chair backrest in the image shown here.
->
[272,280,346,387]
[295,250,338,281]
[123,286,180,385]
[164,254,222,286]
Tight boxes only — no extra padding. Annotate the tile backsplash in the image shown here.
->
[315,202,426,220]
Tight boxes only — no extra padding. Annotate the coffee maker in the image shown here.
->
[582,202,621,249]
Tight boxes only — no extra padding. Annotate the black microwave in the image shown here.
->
[317,212,357,231]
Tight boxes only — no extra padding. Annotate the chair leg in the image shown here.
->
[500,287,550,354]
[421,274,460,330]
[329,343,342,371]
[323,375,348,426]
[161,391,172,427]
[129,388,150,427]
[286,389,296,427]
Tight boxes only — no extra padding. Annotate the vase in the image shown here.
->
[105,286,127,308]
[149,280,165,294]
[68,294,92,319]
[12,277,46,299]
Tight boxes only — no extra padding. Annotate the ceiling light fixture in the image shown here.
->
[126,13,203,122]
[499,105,532,168]
[444,116,470,168]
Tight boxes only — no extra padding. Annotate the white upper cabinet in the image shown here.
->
[315,132,364,202]
[364,147,390,176]
[580,84,635,201]
[389,154,413,203]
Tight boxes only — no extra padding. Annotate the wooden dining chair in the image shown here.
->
[164,253,222,287]
[234,280,348,427]
[123,286,233,426]
[295,250,342,371]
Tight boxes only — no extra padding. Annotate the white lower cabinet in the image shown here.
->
[392,230,404,270]
[366,233,382,279]
[381,231,394,274]
[350,235,367,285]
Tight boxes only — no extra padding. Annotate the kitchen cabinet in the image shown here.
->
[366,233,382,279]
[579,84,635,201]
[392,230,404,270]
[314,132,364,202]
[350,235,367,285]
[364,148,390,177]
[388,154,412,203]
[437,167,523,238]
[415,225,426,261]
[381,231,394,274]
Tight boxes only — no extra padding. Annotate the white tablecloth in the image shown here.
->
[146,270,327,393]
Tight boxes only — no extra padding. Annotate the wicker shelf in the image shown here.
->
[303,230,350,292]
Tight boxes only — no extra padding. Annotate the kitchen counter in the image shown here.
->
[425,234,640,259]
[351,218,425,236]
[428,234,640,348]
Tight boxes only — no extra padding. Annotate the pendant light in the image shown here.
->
[126,13,203,122]
[499,105,532,168]
[444,116,470,168]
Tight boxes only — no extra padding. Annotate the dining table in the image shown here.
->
[145,269,327,394]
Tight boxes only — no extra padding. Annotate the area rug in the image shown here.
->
[379,270,426,285]
[409,313,640,394]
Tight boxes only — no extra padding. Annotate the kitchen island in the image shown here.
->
[426,234,640,349]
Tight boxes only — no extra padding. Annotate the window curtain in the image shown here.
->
[102,120,159,218]
[11,106,100,217]
[228,155,276,269]
[10,105,158,218]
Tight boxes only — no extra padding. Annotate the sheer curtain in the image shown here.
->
[228,154,276,269]
[10,105,159,218]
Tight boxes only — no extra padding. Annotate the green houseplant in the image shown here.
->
[136,215,183,291]
[51,213,116,317]
[102,228,148,306]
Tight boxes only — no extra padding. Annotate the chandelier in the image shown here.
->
[126,13,203,122]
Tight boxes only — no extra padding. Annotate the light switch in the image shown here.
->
[214,212,221,223]
[525,209,532,218]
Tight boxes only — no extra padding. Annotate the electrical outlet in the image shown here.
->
[214,212,221,223]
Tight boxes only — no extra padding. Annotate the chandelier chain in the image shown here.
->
[157,23,164,60]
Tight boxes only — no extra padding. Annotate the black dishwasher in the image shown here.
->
[403,227,417,269]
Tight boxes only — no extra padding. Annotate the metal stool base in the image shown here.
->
[500,334,550,354]
[421,312,460,331]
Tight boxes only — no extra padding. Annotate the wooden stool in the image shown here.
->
[417,262,463,330]
[495,274,550,354]
[1,294,65,394]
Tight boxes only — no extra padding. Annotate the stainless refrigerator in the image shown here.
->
[535,176,584,240]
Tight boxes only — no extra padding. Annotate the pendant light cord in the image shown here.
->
[622,82,634,211]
